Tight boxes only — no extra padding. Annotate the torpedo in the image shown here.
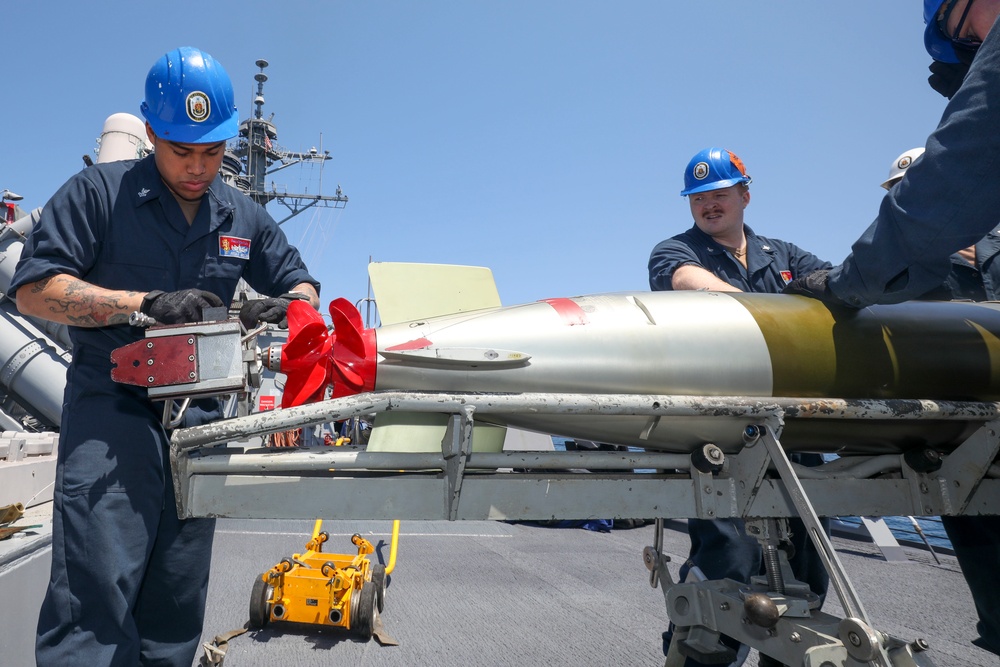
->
[263,269,1000,454]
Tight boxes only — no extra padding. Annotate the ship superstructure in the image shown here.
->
[222,59,348,225]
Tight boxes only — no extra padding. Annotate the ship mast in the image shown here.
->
[224,59,348,225]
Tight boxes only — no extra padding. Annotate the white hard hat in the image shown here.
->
[881,147,926,190]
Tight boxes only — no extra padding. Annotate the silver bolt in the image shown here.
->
[146,342,154,349]
[790,632,801,643]
[147,359,154,366]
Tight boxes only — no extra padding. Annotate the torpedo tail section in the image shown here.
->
[367,261,502,324]
[365,262,510,453]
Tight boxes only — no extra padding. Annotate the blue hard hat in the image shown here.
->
[680,148,752,196]
[140,47,239,144]
[924,0,962,63]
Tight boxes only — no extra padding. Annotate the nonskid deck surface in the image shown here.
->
[199,519,994,667]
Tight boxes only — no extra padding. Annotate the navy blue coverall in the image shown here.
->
[10,154,319,667]
[919,226,1000,657]
[821,13,1000,655]
[927,228,1000,302]
[827,17,1000,306]
[649,223,832,667]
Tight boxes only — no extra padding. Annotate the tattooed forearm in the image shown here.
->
[54,280,142,326]
[16,274,144,327]
[28,276,54,293]
[65,312,133,326]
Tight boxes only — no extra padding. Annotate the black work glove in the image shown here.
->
[782,270,857,308]
[140,289,225,325]
[239,292,310,330]
[928,60,970,99]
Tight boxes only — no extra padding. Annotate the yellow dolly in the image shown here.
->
[248,519,398,641]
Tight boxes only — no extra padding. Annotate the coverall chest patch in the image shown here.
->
[219,235,251,260]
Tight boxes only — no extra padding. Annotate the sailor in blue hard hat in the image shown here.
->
[924,0,985,63]
[11,46,320,667]
[140,46,240,211]
[141,45,239,144]
[923,0,993,97]
[651,149,831,666]
[680,147,752,196]
[678,148,754,268]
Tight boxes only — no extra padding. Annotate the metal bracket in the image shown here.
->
[753,423,870,625]
[692,467,725,520]
[745,517,814,610]
[110,335,197,386]
[727,425,774,518]
[644,518,672,590]
[443,405,475,520]
[934,418,1000,514]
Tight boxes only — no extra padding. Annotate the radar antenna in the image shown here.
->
[224,59,348,224]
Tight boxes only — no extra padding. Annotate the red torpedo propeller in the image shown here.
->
[269,298,376,406]
[272,300,332,407]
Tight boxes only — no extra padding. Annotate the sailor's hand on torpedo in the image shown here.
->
[140,289,225,325]
[239,292,310,330]
[782,270,855,308]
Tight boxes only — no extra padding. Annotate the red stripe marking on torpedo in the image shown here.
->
[385,337,433,352]
[541,298,589,325]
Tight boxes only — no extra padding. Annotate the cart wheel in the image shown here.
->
[248,575,272,629]
[352,582,377,642]
[370,563,387,613]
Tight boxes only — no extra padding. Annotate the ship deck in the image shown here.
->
[197,518,995,666]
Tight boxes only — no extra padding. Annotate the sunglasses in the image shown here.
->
[938,0,983,50]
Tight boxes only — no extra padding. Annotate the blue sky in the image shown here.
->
[4,2,947,315]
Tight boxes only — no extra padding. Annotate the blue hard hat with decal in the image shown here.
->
[140,46,239,144]
[680,148,752,196]
[924,0,961,63]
